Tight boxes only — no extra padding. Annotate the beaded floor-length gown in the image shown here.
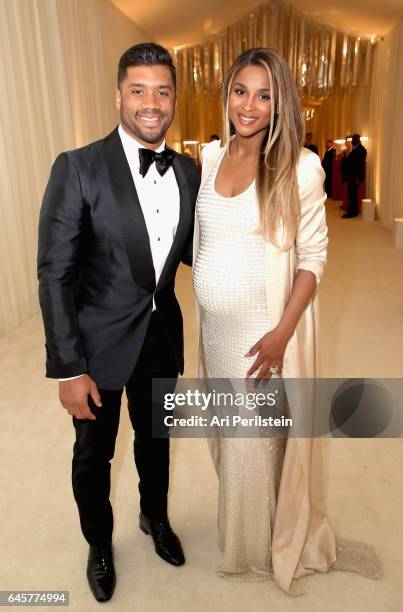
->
[193,150,286,579]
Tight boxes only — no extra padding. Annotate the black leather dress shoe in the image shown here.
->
[139,513,185,566]
[87,543,116,602]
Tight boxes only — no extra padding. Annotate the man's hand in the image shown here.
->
[59,375,102,420]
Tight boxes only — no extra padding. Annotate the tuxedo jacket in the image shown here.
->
[321,148,335,175]
[342,143,367,182]
[304,143,319,155]
[37,127,200,389]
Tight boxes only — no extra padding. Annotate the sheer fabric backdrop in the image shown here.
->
[0,0,151,335]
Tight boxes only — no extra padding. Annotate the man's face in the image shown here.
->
[306,133,313,144]
[116,64,176,149]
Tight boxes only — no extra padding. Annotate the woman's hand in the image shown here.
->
[245,325,292,379]
[245,270,317,379]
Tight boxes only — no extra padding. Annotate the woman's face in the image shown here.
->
[228,65,273,139]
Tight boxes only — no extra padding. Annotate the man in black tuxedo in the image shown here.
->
[321,139,336,198]
[37,43,200,602]
[341,134,367,218]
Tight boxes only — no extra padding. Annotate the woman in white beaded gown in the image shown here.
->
[192,48,381,596]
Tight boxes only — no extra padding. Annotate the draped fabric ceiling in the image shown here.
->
[111,0,402,47]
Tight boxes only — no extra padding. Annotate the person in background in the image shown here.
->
[341,134,367,218]
[339,137,352,209]
[321,138,336,198]
[304,131,319,155]
[339,136,352,160]
[209,133,220,142]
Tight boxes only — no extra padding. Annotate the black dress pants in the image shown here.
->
[324,175,333,199]
[71,311,179,545]
[347,179,359,216]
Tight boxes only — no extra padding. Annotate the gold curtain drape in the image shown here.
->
[173,0,376,153]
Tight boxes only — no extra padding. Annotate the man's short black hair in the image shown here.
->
[118,42,176,90]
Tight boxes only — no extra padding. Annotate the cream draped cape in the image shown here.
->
[192,140,336,596]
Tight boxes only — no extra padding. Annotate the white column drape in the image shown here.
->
[368,19,403,229]
[0,0,151,335]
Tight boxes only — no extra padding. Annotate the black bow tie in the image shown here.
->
[138,147,176,178]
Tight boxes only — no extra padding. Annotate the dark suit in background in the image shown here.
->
[305,143,319,155]
[321,146,336,198]
[342,143,367,217]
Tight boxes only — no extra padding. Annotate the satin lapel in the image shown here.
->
[103,128,155,293]
[156,153,191,289]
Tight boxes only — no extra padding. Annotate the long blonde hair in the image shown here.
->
[222,48,304,250]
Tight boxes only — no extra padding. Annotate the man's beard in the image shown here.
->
[120,107,172,145]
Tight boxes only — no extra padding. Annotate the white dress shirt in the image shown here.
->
[59,125,180,381]
[118,124,180,294]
